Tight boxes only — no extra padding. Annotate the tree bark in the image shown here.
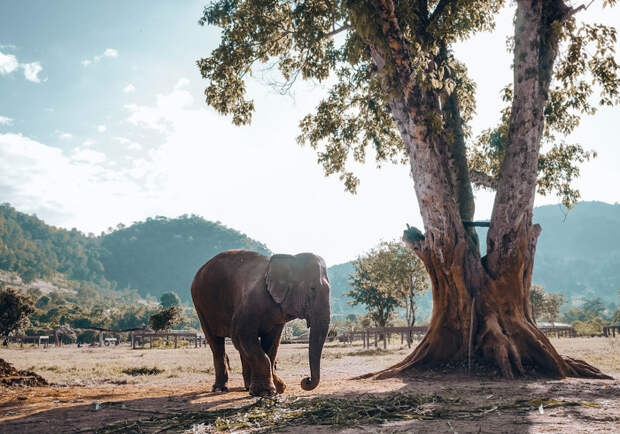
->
[362,0,611,380]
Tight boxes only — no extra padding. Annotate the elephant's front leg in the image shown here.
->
[240,353,252,391]
[261,325,286,394]
[237,334,276,396]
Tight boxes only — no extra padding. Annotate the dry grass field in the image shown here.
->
[1,336,619,433]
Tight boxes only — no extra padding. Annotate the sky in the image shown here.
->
[1,1,619,266]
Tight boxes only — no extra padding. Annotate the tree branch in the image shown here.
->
[470,170,498,190]
[487,0,566,274]
[568,0,595,17]
[324,24,352,38]
[429,0,451,26]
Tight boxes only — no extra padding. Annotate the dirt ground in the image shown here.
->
[0,336,618,433]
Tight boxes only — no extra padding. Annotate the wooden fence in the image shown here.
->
[603,325,620,337]
[538,326,577,338]
[340,326,429,349]
[5,335,50,348]
[129,331,206,349]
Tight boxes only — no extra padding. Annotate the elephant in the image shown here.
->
[191,249,331,396]
[54,325,77,347]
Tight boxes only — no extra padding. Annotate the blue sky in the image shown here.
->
[1,1,619,265]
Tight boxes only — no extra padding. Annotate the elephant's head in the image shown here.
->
[266,253,331,391]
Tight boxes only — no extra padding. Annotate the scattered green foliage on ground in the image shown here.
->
[93,393,600,433]
[121,366,164,376]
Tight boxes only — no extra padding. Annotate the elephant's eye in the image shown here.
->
[311,287,316,292]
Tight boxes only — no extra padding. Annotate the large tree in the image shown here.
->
[197,0,619,378]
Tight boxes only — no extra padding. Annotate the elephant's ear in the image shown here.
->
[266,254,307,317]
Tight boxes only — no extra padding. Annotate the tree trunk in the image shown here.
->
[374,223,609,379]
[359,0,611,380]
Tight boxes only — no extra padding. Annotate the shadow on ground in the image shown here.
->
[1,372,618,433]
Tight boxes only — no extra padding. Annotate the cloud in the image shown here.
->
[0,51,19,74]
[57,131,73,140]
[124,86,193,133]
[123,83,136,93]
[82,48,119,67]
[115,136,142,151]
[174,78,190,90]
[22,62,42,82]
[0,115,13,125]
[82,139,95,147]
[97,125,106,133]
[0,50,43,82]
[71,148,106,164]
[0,132,149,231]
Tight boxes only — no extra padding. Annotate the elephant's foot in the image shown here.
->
[249,382,276,397]
[273,374,286,394]
[211,384,229,392]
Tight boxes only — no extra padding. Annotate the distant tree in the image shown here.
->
[35,295,50,309]
[348,253,401,328]
[159,291,181,309]
[149,306,181,331]
[611,309,620,325]
[529,285,566,324]
[582,298,607,319]
[573,317,606,336]
[0,287,34,336]
[353,241,429,328]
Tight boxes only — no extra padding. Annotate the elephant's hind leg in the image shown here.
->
[261,325,286,394]
[207,335,229,392]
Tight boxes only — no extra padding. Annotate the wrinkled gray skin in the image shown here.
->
[191,250,331,396]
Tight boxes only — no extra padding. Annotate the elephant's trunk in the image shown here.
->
[301,310,329,391]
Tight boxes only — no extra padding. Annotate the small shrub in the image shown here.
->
[122,366,164,376]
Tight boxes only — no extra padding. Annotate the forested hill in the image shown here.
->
[99,216,270,299]
[0,203,105,284]
[0,203,270,300]
[530,201,620,305]
[328,201,620,315]
[2,201,619,308]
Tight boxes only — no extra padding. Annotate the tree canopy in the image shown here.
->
[160,291,182,309]
[0,287,34,337]
[198,0,618,206]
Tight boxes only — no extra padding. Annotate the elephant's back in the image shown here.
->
[191,250,268,337]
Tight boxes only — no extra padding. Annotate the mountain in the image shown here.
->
[531,201,620,307]
[326,261,365,316]
[1,201,619,312]
[0,203,106,284]
[328,201,620,317]
[0,204,270,301]
[99,215,271,300]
